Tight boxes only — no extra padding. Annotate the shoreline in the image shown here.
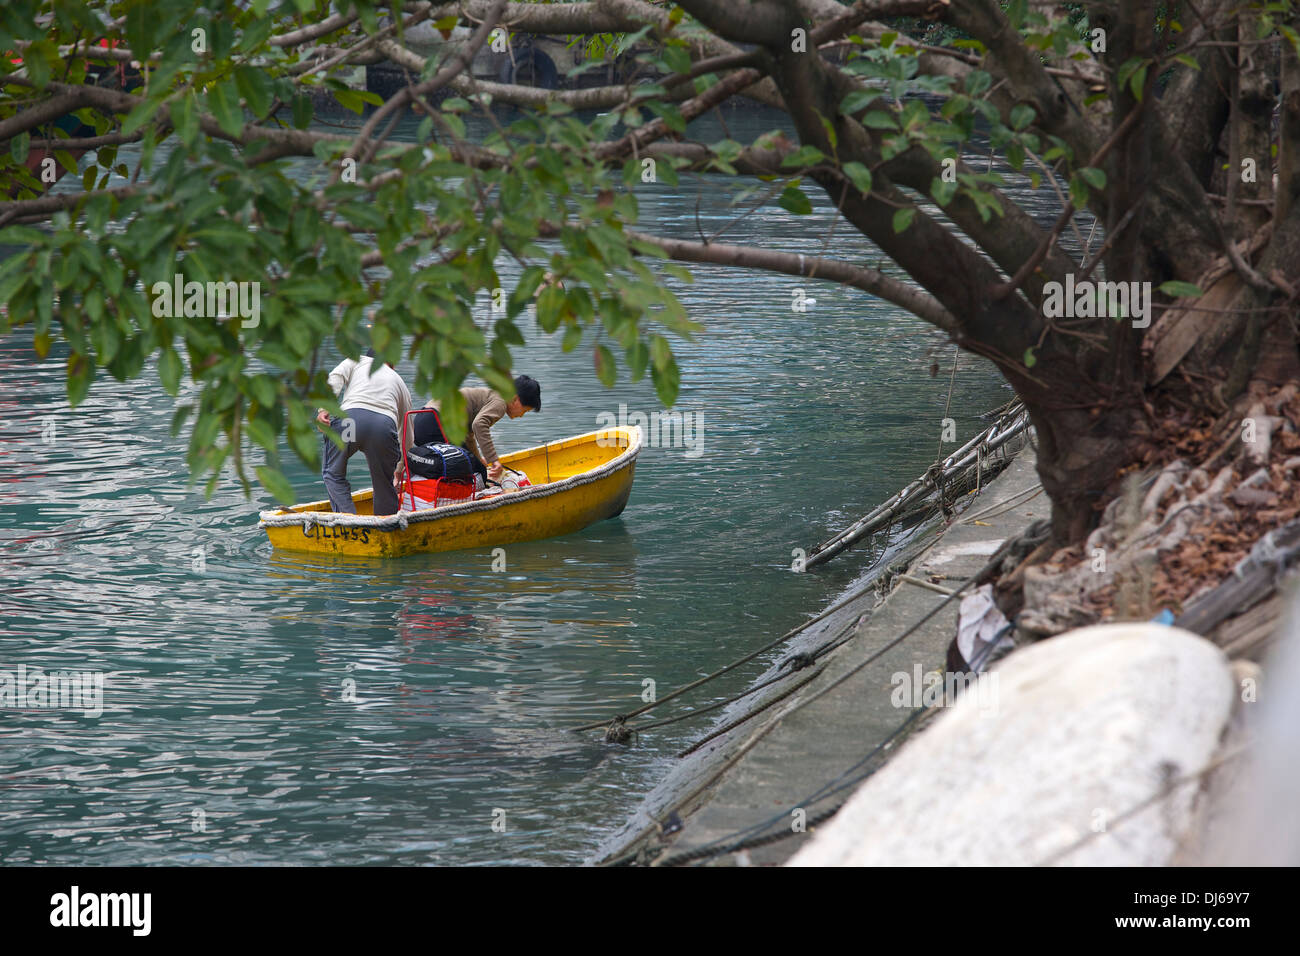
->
[593,442,1046,865]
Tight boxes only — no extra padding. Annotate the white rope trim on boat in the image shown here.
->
[258,427,643,531]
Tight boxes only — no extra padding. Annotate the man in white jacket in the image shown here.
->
[316,349,413,516]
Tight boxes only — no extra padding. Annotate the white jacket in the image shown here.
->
[328,355,414,446]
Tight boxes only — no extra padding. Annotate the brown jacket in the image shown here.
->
[431,386,507,465]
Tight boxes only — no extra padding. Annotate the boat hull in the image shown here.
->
[259,427,640,557]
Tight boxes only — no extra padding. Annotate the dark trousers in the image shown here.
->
[322,407,402,515]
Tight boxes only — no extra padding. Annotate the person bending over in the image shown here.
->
[317,349,414,516]
[396,375,540,488]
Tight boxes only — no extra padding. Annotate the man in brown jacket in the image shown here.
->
[401,375,541,485]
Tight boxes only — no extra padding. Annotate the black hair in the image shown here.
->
[514,374,541,412]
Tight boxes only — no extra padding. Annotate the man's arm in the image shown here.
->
[392,379,414,487]
[397,380,413,446]
[319,358,356,425]
[472,394,507,466]
[327,358,355,398]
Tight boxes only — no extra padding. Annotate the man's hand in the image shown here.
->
[487,461,503,482]
[316,409,330,427]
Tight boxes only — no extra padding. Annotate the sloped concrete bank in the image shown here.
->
[789,622,1239,866]
[591,445,1048,865]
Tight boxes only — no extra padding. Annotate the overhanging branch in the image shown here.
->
[624,228,958,332]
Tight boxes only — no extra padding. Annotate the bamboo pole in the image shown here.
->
[803,403,1030,569]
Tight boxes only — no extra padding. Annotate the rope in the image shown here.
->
[607,482,1021,756]
[934,345,959,464]
[601,547,1023,867]
[760,538,1015,730]
[625,619,1015,867]
[675,667,827,759]
[570,572,889,734]
[958,483,1044,525]
[805,404,1029,569]
[611,664,826,737]
[1034,743,1247,866]
[608,610,870,747]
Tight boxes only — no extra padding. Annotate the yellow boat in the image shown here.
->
[259,426,642,557]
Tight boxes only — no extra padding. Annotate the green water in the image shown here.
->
[0,109,1016,865]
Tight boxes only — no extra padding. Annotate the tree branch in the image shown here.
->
[623,228,958,331]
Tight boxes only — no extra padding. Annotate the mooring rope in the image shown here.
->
[606,664,829,744]
[599,540,1025,866]
[603,610,870,743]
[934,345,959,465]
[612,619,1015,867]
[570,575,886,734]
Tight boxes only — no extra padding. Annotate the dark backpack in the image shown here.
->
[407,442,475,481]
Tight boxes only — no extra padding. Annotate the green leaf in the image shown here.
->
[593,344,616,386]
[158,348,182,395]
[964,70,992,96]
[861,111,898,130]
[246,418,277,453]
[1006,141,1025,171]
[1023,347,1037,368]
[649,333,672,371]
[930,177,957,206]
[661,44,691,75]
[292,94,313,129]
[10,132,29,164]
[646,101,686,134]
[781,145,827,168]
[625,340,649,381]
[1068,172,1090,207]
[240,16,274,53]
[1157,280,1204,298]
[22,39,55,89]
[839,90,881,114]
[256,465,296,505]
[332,88,370,115]
[1009,104,1035,131]
[119,94,160,137]
[892,207,915,233]
[67,351,94,407]
[1129,64,1148,100]
[1117,57,1145,97]
[1078,166,1106,190]
[170,405,193,438]
[169,91,199,147]
[650,354,680,407]
[536,283,566,332]
[778,184,812,215]
[235,66,274,119]
[841,161,872,196]
[207,80,245,137]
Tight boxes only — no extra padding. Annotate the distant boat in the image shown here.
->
[259,427,641,556]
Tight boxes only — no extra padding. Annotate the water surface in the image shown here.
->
[0,108,1027,865]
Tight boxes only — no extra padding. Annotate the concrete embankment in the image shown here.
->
[593,444,1047,865]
